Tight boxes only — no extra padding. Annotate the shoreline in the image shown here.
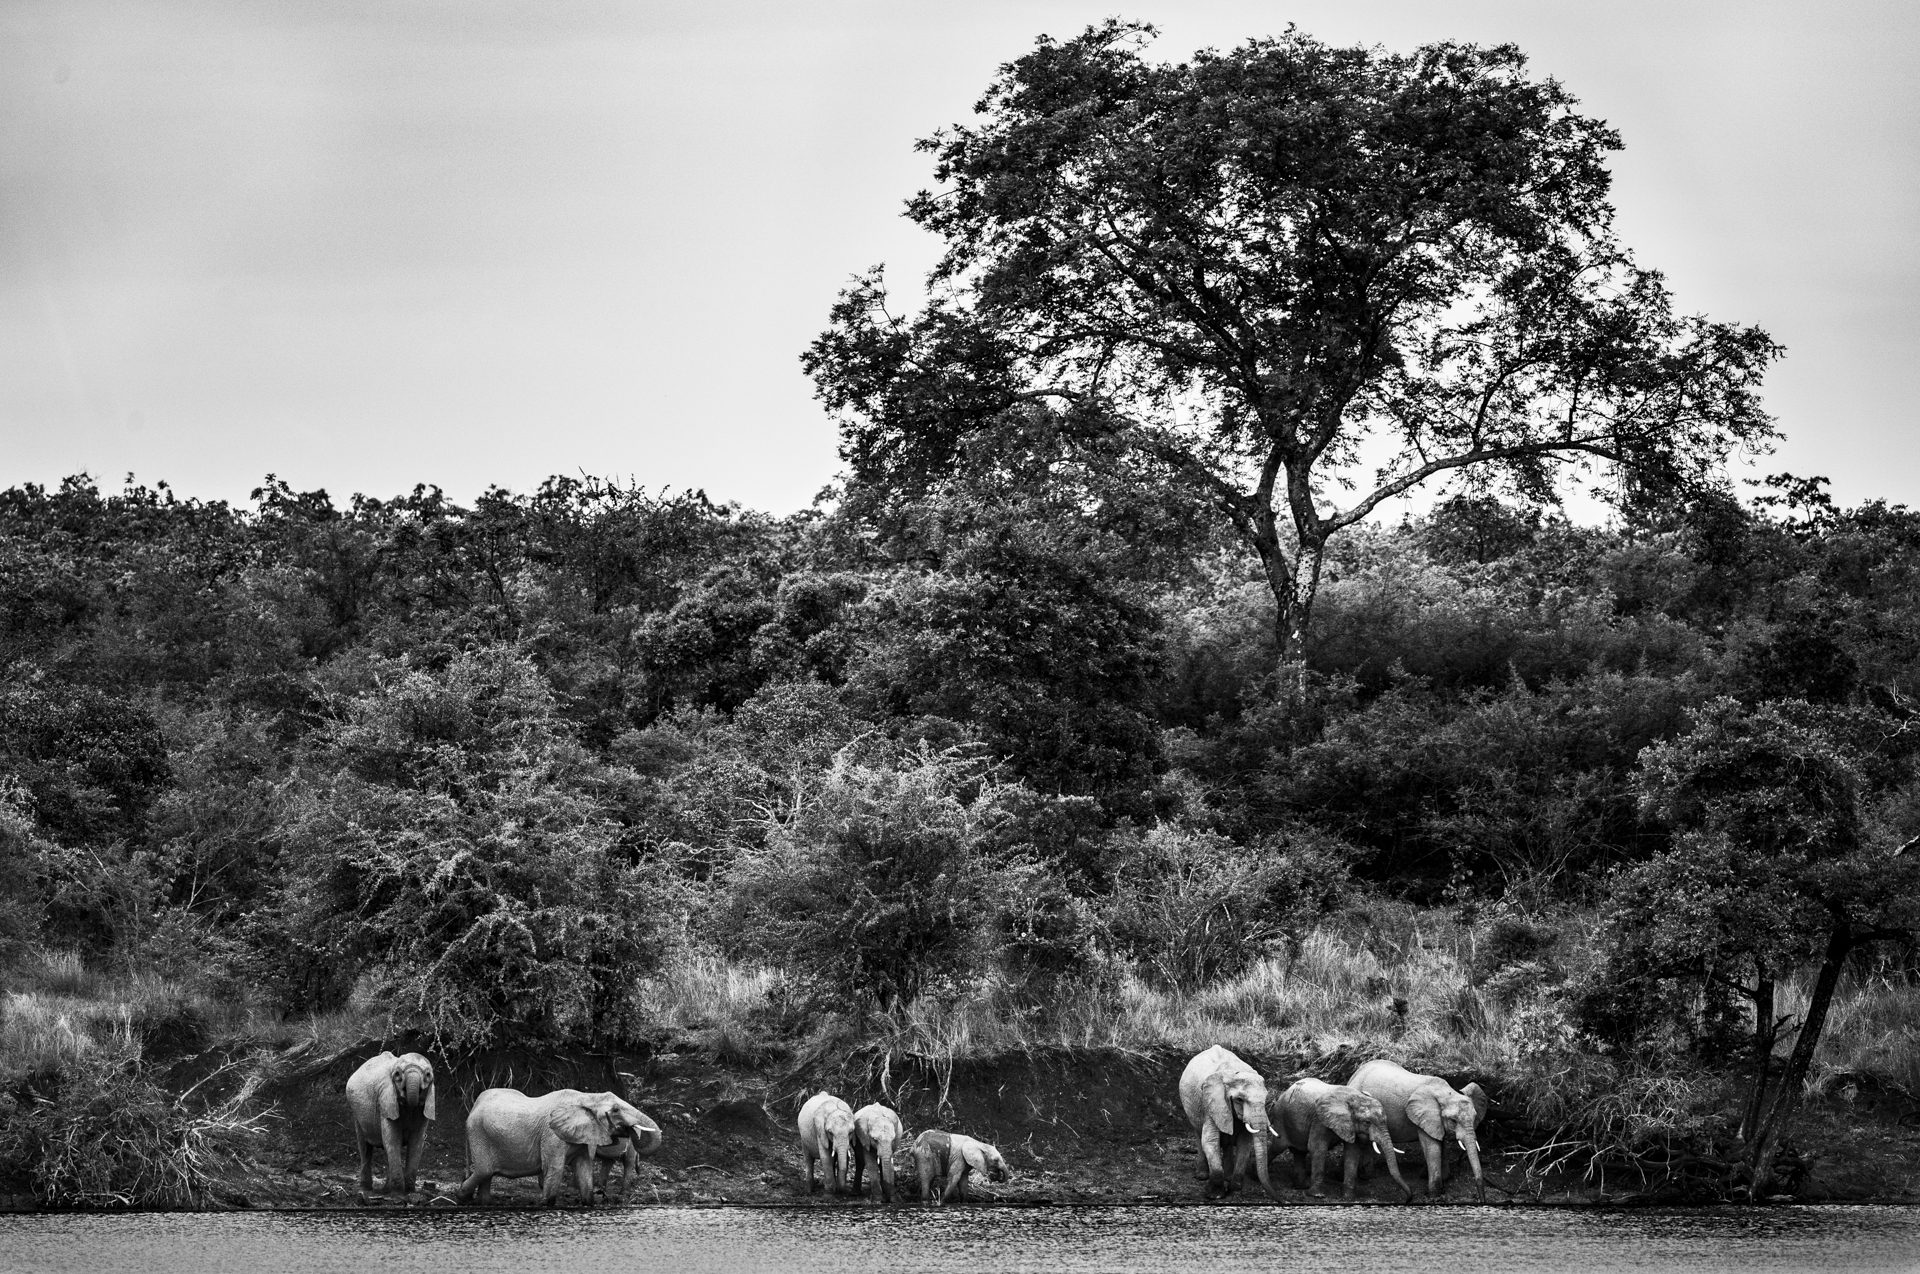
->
[9,1198,1920,1215]
[7,1036,1917,1214]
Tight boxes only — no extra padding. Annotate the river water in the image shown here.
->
[2,1204,1917,1274]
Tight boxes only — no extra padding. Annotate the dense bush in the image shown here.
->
[1104,823,1352,992]
[718,745,1013,1011]
[254,647,681,1047]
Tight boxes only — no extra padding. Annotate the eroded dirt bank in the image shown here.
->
[62,1036,1919,1212]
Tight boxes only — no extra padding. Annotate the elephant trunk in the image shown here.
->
[1462,1136,1486,1203]
[1373,1124,1413,1200]
[404,1070,422,1112]
[1251,1128,1280,1201]
[628,1119,662,1155]
[835,1143,853,1195]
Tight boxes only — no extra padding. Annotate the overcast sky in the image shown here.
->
[2,0,1915,516]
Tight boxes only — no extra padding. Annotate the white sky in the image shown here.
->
[1,0,1915,516]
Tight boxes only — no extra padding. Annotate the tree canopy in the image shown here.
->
[806,21,1781,657]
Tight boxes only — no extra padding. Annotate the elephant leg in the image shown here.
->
[1290,1147,1309,1190]
[572,1153,596,1206]
[1420,1133,1445,1200]
[1199,1124,1228,1197]
[1230,1131,1253,1190]
[357,1138,375,1192]
[380,1122,408,1194]
[540,1142,571,1206]
[851,1147,866,1196]
[806,1150,819,1194]
[405,1126,429,1195]
[1340,1140,1361,1200]
[944,1165,970,1205]
[621,1147,640,1203]
[456,1168,489,1204]
[1308,1132,1330,1198]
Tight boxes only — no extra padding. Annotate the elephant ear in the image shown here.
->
[1463,1082,1490,1126]
[958,1139,990,1176]
[1407,1089,1446,1142]
[422,1075,436,1123]
[379,1065,400,1122]
[550,1098,614,1148]
[1318,1093,1357,1143]
[1204,1074,1235,1136]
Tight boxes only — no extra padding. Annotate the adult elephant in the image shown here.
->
[1177,1045,1281,1201]
[456,1088,652,1206]
[590,1107,664,1202]
[1351,1060,1490,1203]
[1274,1077,1411,1201]
[851,1103,903,1203]
[797,1092,857,1195]
[344,1050,436,1196]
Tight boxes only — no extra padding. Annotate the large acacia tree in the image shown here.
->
[806,22,1781,659]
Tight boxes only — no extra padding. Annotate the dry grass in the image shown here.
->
[1787,975,1920,1099]
[636,951,785,1032]
[0,951,273,1206]
[866,919,1520,1082]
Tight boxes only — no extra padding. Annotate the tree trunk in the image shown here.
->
[1739,969,1776,1143]
[1254,536,1324,668]
[1747,927,1850,1196]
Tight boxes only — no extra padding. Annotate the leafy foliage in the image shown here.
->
[718,745,1013,1010]
[807,21,1779,653]
[258,648,681,1047]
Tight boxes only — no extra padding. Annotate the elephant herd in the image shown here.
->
[344,1051,662,1206]
[342,1044,1486,1208]
[1182,1045,1491,1204]
[796,1090,1010,1205]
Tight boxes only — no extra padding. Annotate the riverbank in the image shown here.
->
[7,930,1920,1212]
[13,1031,1911,1213]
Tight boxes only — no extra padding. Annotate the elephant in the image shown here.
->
[344,1050,436,1196]
[456,1088,652,1206]
[797,1092,857,1195]
[1178,1045,1281,1201]
[1351,1059,1490,1203]
[912,1130,1008,1205]
[588,1106,664,1202]
[1274,1077,1412,1201]
[851,1103,903,1203]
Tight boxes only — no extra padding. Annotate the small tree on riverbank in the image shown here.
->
[1583,699,1920,1195]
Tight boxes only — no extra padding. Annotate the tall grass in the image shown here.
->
[1783,975,1920,1098]
[0,951,271,1206]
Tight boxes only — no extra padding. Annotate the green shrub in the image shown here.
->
[254,647,683,1048]
[718,744,1011,1010]
[1103,823,1351,992]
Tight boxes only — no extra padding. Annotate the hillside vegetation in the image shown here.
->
[1,468,1917,1205]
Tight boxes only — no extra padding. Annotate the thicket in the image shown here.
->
[2,466,1916,1198]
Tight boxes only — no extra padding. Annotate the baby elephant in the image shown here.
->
[1274,1077,1411,1201]
[851,1103,903,1203]
[798,1092,857,1195]
[590,1107,664,1202]
[344,1050,436,1196]
[913,1130,1008,1205]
